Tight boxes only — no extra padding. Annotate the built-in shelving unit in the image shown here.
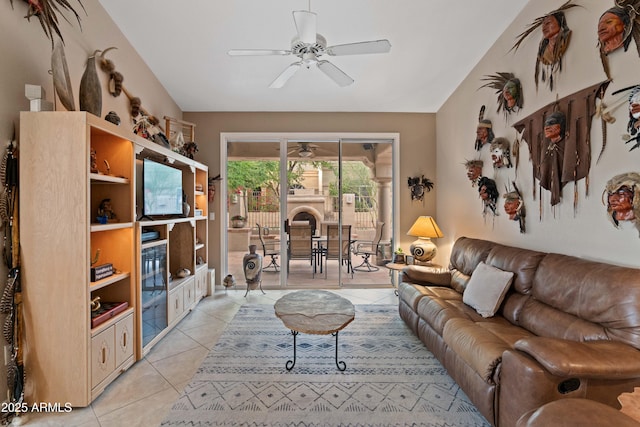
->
[19,111,208,407]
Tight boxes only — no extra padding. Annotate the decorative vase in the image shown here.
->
[79,52,102,117]
[243,245,262,290]
[222,274,236,289]
[231,219,245,228]
[51,40,75,111]
[183,202,190,217]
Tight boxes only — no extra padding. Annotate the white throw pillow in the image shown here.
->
[463,261,514,318]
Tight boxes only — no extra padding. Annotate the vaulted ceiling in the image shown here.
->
[99,0,528,113]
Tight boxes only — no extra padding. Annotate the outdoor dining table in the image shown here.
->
[311,235,357,275]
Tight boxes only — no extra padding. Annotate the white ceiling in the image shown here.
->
[98,0,528,113]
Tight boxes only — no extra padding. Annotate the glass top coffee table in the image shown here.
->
[274,290,355,371]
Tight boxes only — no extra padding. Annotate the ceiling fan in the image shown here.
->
[289,142,319,158]
[227,6,391,88]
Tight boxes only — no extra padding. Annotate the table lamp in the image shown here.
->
[407,216,443,263]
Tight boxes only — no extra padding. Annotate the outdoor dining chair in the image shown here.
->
[256,223,280,272]
[287,223,315,276]
[323,224,354,278]
[353,221,385,272]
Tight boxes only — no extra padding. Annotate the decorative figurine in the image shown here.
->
[475,106,495,151]
[170,131,185,153]
[176,268,191,278]
[90,148,99,174]
[511,1,579,90]
[623,85,640,151]
[407,175,434,202]
[97,198,117,223]
[105,111,121,126]
[604,172,640,236]
[598,7,628,55]
[490,137,513,169]
[181,141,199,159]
[208,174,221,203]
[464,159,484,187]
[479,72,523,116]
[503,183,526,233]
[222,274,236,292]
[478,176,499,218]
[597,2,640,80]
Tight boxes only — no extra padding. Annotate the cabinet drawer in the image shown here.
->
[168,287,184,324]
[91,327,115,388]
[115,313,134,367]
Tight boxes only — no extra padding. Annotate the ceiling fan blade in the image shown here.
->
[228,49,291,56]
[293,10,317,44]
[327,39,392,56]
[317,61,354,87]
[269,62,302,88]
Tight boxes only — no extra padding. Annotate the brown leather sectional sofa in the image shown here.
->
[398,236,640,427]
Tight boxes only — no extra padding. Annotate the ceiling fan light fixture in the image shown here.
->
[229,7,391,88]
[298,148,314,158]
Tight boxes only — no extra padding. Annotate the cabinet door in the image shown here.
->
[115,314,134,367]
[168,287,184,324]
[195,267,207,300]
[183,279,195,310]
[91,327,115,388]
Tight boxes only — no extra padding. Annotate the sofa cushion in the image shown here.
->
[532,253,640,349]
[397,282,432,311]
[448,237,495,293]
[443,318,511,384]
[416,296,473,335]
[485,244,545,295]
[449,237,495,275]
[463,262,514,318]
[517,297,609,341]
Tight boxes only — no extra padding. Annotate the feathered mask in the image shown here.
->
[479,72,523,117]
[510,0,580,91]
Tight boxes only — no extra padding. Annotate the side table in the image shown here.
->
[385,262,442,295]
[385,262,407,295]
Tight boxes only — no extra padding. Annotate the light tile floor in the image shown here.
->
[22,286,397,427]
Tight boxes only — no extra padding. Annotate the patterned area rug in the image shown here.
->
[161,304,490,426]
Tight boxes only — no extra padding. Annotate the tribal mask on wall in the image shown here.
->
[510,0,580,91]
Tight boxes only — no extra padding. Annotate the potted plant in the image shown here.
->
[393,247,405,264]
[231,215,246,228]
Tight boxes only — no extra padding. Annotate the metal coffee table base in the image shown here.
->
[285,330,346,371]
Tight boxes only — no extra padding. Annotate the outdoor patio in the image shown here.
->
[225,249,396,292]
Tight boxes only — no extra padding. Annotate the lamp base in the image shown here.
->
[409,237,437,263]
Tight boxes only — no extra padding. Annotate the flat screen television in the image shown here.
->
[143,158,183,216]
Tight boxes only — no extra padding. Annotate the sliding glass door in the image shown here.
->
[224,135,394,289]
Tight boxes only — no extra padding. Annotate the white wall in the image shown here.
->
[437,0,640,268]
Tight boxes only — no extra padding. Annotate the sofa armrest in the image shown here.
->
[400,264,451,286]
[515,337,640,379]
